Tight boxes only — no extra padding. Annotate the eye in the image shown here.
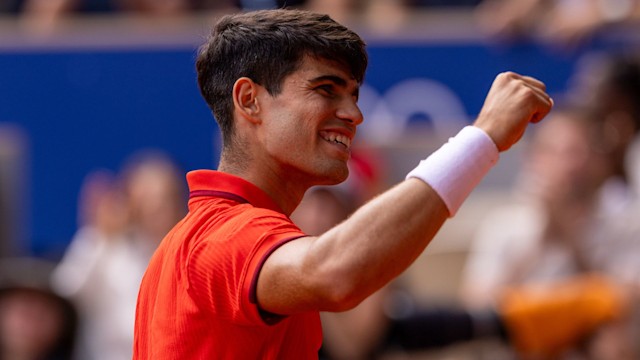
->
[316,84,335,96]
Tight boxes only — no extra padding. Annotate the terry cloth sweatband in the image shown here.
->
[405,126,499,216]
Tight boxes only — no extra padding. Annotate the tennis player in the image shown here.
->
[133,8,553,359]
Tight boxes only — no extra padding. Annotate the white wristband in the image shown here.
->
[406,126,499,216]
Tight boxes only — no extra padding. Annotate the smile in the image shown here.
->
[320,132,352,149]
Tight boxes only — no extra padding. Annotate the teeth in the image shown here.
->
[322,132,351,149]
[336,134,351,148]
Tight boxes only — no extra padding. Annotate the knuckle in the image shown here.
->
[519,85,536,98]
[495,72,510,83]
[501,71,518,80]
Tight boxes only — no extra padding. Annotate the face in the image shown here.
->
[524,112,610,204]
[0,291,65,357]
[256,56,363,187]
[126,161,185,241]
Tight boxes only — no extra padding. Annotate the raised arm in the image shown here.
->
[257,72,553,315]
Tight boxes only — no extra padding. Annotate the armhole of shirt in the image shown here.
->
[248,234,307,325]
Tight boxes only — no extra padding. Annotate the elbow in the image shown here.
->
[311,272,368,312]
[300,247,377,312]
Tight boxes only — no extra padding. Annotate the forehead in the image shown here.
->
[291,55,356,83]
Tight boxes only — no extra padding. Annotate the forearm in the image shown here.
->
[307,178,449,309]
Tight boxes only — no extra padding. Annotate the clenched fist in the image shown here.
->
[474,72,553,151]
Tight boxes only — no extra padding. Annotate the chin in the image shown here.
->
[300,158,350,186]
[320,165,349,186]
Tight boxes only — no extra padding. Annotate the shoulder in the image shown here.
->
[186,205,305,269]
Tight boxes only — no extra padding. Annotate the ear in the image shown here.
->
[232,77,262,125]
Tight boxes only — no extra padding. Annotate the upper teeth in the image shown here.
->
[324,133,351,148]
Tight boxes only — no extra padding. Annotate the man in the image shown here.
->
[133,8,553,359]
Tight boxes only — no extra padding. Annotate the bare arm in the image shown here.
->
[258,72,554,315]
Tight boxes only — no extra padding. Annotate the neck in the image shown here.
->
[218,158,308,216]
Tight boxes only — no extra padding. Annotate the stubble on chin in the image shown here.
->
[316,161,349,186]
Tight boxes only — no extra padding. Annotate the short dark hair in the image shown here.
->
[196,9,368,146]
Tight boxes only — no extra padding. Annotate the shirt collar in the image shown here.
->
[186,170,285,214]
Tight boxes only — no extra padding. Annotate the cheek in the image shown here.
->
[262,122,308,169]
[268,111,318,149]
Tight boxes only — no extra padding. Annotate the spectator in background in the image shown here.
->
[575,53,640,174]
[0,257,78,360]
[475,0,640,49]
[52,150,186,360]
[462,107,613,309]
[51,169,130,360]
[20,0,227,16]
[120,150,188,254]
[458,52,640,360]
[305,0,485,34]
[461,103,640,359]
[18,0,237,35]
[0,124,28,258]
[563,52,640,284]
[567,52,640,359]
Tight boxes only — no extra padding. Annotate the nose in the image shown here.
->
[336,97,364,125]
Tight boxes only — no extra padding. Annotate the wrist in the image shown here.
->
[406,126,499,216]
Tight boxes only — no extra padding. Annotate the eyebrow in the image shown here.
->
[310,75,360,98]
[310,75,347,86]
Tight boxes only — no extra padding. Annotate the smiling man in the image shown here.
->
[133,9,553,359]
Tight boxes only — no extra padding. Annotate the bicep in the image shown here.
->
[255,235,327,315]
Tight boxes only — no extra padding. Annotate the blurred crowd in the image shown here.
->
[0,150,187,359]
[0,0,481,18]
[0,0,483,16]
[1,0,640,49]
[0,1,640,360]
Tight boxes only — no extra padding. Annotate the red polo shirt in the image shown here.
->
[133,170,322,359]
